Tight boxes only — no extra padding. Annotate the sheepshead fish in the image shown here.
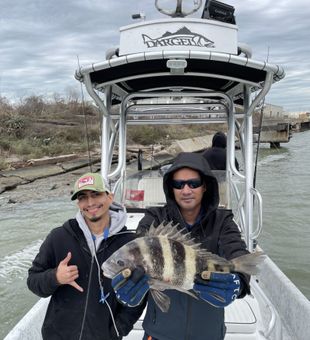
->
[102,221,265,312]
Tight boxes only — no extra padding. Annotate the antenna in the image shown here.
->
[155,0,202,18]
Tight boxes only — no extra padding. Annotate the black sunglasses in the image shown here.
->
[171,178,203,190]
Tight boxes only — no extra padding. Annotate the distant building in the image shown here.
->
[232,103,308,122]
[262,103,284,119]
[298,112,310,121]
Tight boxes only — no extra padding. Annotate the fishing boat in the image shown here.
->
[5,1,310,339]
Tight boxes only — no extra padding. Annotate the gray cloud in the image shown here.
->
[0,0,309,111]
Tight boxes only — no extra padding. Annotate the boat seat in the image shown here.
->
[125,171,231,209]
[137,176,166,207]
[124,175,166,208]
[224,295,260,339]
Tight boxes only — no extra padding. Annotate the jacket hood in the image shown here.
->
[163,152,219,212]
[212,132,227,148]
[75,202,127,255]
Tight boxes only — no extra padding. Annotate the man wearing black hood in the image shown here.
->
[202,131,239,170]
[111,152,250,340]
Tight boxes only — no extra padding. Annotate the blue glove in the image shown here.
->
[111,266,149,307]
[193,272,241,308]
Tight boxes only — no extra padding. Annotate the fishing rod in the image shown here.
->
[253,46,269,189]
[77,55,93,172]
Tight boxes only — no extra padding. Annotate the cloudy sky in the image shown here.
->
[1,0,309,112]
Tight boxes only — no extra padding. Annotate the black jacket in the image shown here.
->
[202,147,239,171]
[27,217,144,340]
[137,152,249,340]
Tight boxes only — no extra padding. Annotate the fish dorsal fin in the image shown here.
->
[148,221,201,249]
[148,222,158,237]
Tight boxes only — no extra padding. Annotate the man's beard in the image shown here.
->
[89,215,102,223]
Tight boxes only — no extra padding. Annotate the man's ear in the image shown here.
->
[202,182,207,192]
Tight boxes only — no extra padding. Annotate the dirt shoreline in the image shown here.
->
[0,157,100,205]
[0,150,174,206]
[0,135,212,206]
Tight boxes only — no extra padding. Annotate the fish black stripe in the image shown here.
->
[144,237,164,279]
[195,256,205,274]
[214,263,225,272]
[128,241,145,268]
[169,239,186,286]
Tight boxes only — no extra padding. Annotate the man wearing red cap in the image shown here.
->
[27,172,145,340]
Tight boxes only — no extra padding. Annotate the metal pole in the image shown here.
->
[101,86,111,183]
[243,85,253,251]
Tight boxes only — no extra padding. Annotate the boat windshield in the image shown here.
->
[114,167,230,210]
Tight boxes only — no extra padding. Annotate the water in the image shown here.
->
[0,198,77,339]
[256,131,310,297]
[0,131,310,338]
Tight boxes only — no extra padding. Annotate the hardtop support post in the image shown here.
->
[101,86,112,183]
[243,85,254,251]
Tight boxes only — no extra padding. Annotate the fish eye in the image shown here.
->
[117,260,125,267]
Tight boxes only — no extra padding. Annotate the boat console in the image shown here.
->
[73,2,286,338]
[75,0,284,254]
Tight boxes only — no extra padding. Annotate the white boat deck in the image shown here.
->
[2,291,265,340]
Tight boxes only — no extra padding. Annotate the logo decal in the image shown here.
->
[142,27,215,49]
[78,176,94,188]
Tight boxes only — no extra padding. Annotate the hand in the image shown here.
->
[111,266,149,307]
[56,252,84,292]
[193,272,241,308]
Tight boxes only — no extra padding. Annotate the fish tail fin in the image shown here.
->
[231,251,266,275]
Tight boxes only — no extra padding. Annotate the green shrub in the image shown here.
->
[0,97,14,115]
[1,114,28,138]
[127,126,168,145]
[0,159,9,171]
[0,138,11,151]
[54,127,85,143]
[0,95,220,162]
[10,140,34,157]
[17,95,45,117]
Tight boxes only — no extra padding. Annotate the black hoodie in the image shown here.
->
[201,132,240,170]
[27,209,145,340]
[137,152,250,340]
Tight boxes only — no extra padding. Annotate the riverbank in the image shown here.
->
[0,134,216,204]
[0,153,106,205]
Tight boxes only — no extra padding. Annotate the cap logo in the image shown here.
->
[78,176,94,188]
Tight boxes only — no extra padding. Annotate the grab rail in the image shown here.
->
[250,188,263,239]
[251,279,280,339]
